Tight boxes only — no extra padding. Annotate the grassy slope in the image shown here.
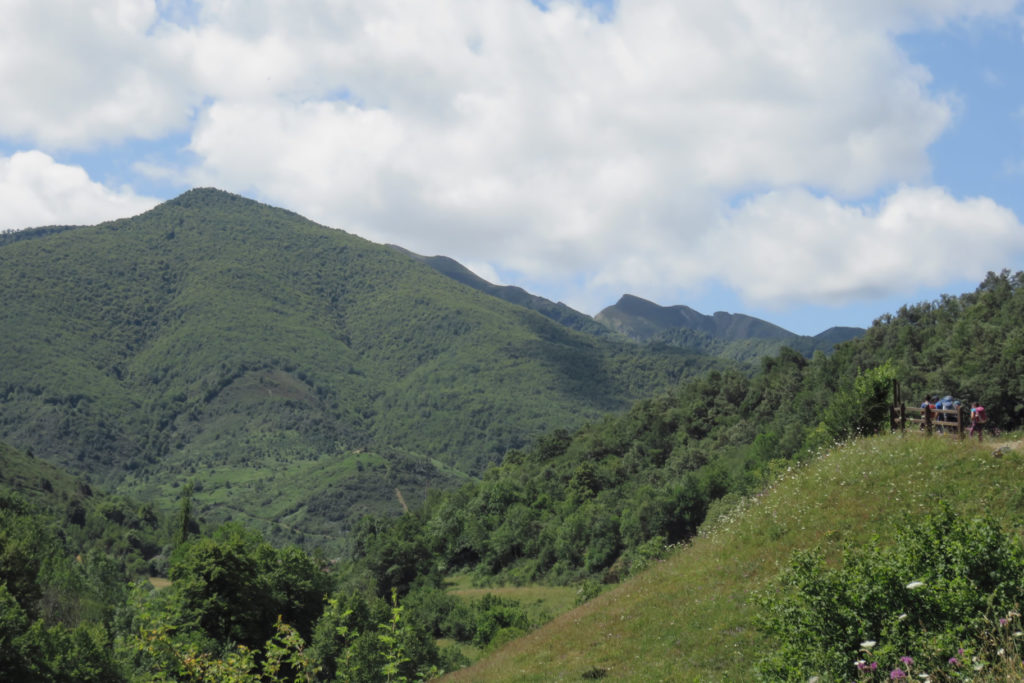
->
[0,440,88,506]
[443,433,1024,681]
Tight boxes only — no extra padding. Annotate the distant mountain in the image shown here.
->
[596,294,863,360]
[0,188,718,552]
[388,246,613,337]
[401,254,863,361]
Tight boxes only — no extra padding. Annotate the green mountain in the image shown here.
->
[0,188,719,551]
[596,293,864,361]
[389,246,613,337]
[392,254,864,363]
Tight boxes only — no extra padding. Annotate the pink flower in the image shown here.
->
[891,668,907,679]
[900,656,914,666]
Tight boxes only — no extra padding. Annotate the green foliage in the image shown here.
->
[755,505,1024,681]
[816,361,896,446]
[168,523,331,649]
[0,582,120,682]
[0,188,710,551]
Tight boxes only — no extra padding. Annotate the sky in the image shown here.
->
[3,1,1024,336]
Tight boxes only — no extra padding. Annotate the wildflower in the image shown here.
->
[1000,618,1009,627]
[861,640,877,650]
[898,613,908,621]
[900,656,914,666]
[906,581,925,590]
[891,668,907,679]
[948,657,959,667]
[855,660,867,670]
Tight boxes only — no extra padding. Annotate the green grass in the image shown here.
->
[445,573,580,623]
[441,432,1024,681]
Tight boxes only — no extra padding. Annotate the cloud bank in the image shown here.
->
[2,0,1022,312]
[0,151,158,231]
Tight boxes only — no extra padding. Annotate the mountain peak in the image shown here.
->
[163,187,252,209]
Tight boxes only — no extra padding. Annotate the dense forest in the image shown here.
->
[2,263,1021,679]
[0,188,725,554]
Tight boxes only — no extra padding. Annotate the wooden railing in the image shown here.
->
[890,380,966,439]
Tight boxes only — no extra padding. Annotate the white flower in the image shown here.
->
[860,640,877,649]
[906,581,925,590]
[898,613,908,621]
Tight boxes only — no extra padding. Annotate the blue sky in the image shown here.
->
[2,1,1024,336]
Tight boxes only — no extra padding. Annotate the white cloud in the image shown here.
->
[689,186,1024,306]
[0,0,195,149]
[0,151,158,230]
[1,0,1022,311]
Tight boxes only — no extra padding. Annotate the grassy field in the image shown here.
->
[441,432,1024,681]
[446,573,581,621]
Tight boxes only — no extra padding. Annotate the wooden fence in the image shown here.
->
[890,380,966,439]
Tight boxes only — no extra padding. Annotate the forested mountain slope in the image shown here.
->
[389,245,613,337]
[349,270,1024,597]
[0,188,718,549]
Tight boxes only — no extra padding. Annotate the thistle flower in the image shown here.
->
[891,668,907,679]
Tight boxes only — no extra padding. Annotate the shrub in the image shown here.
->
[755,505,1024,681]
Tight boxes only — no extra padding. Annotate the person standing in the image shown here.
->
[920,395,934,432]
[970,402,987,442]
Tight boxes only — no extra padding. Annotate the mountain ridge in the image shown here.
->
[390,252,864,355]
[596,293,864,355]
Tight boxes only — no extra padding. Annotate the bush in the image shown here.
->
[755,505,1024,681]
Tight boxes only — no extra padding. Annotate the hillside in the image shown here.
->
[596,293,864,361]
[0,188,719,550]
[0,440,168,578]
[390,246,613,337]
[443,432,1024,681]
